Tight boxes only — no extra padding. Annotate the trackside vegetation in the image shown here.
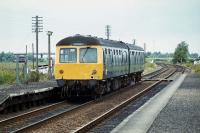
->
[144,62,157,74]
[0,62,48,85]
[0,63,17,84]
[185,64,200,74]
[172,41,189,64]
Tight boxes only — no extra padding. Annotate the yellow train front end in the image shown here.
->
[54,42,104,96]
[55,45,103,80]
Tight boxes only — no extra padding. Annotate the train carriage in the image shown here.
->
[54,35,144,97]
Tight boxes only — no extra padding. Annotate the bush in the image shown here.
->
[185,63,200,74]
[145,63,156,69]
[29,71,40,82]
[192,65,200,74]
[38,73,49,81]
[28,71,49,82]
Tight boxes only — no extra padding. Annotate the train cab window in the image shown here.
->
[60,48,77,63]
[80,48,97,63]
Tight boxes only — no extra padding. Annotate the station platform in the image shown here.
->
[0,80,58,106]
[111,73,200,133]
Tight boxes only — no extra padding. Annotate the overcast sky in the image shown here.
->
[0,0,200,53]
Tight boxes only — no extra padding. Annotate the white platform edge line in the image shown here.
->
[9,87,54,97]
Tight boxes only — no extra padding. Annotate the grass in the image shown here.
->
[0,62,19,85]
[0,62,49,85]
[184,63,200,74]
[144,62,157,74]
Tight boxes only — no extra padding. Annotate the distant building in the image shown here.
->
[194,59,200,64]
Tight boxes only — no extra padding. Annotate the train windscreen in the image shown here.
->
[60,48,77,63]
[80,48,97,63]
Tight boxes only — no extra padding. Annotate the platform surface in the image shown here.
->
[112,73,200,133]
[148,74,200,133]
[0,80,58,105]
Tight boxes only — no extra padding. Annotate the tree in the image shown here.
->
[190,53,198,59]
[0,52,15,62]
[172,41,189,64]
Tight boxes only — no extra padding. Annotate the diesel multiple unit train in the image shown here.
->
[54,35,144,97]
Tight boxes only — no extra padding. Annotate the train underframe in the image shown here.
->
[57,72,142,98]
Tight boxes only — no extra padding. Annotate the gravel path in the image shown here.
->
[148,74,200,133]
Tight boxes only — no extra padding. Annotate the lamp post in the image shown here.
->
[47,31,53,79]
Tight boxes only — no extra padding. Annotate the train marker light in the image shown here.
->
[59,70,64,74]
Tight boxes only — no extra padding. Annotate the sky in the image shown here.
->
[0,0,200,54]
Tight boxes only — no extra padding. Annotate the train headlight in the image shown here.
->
[59,69,64,74]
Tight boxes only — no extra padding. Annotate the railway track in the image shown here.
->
[74,65,179,133]
[0,64,183,133]
[0,100,79,132]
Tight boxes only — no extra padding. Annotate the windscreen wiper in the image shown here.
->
[81,47,90,62]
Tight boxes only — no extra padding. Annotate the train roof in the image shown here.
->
[56,35,144,51]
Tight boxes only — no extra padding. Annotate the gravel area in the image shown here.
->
[88,82,169,133]
[148,74,200,133]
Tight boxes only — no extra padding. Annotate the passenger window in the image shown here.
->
[125,51,127,63]
[122,51,127,64]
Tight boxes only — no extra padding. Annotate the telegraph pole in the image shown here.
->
[133,39,136,45]
[144,43,146,53]
[32,43,34,69]
[105,25,111,40]
[24,45,28,82]
[32,16,43,72]
[47,31,53,79]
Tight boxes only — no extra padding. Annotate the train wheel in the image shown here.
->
[61,86,68,98]
[106,81,111,93]
[132,76,136,85]
[94,83,105,96]
[112,79,119,90]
